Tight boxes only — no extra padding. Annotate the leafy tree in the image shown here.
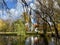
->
[0,19,8,31]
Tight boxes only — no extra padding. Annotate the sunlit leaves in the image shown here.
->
[0,19,7,31]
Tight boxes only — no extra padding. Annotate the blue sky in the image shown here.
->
[4,0,17,9]
[0,0,34,21]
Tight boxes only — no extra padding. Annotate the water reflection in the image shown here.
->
[0,36,17,45]
[0,35,60,45]
[25,36,60,45]
[25,36,44,45]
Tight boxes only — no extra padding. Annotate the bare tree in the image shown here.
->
[21,0,60,45]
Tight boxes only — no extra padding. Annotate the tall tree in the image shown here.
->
[21,0,60,45]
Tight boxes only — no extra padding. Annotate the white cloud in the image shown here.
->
[0,0,24,22]
[0,10,2,16]
[26,0,33,2]
[9,8,18,16]
[0,10,9,20]
[16,1,23,15]
[30,3,36,9]
[10,9,15,13]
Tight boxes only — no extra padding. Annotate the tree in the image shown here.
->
[0,19,8,31]
[21,0,60,45]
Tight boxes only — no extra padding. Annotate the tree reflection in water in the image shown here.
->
[25,36,44,45]
[0,36,17,45]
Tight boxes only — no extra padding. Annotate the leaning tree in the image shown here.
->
[21,0,60,45]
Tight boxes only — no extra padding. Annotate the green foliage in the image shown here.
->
[13,19,26,45]
[14,19,25,35]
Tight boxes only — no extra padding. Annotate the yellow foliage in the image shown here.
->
[58,23,60,30]
[0,19,7,31]
[23,12,29,23]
